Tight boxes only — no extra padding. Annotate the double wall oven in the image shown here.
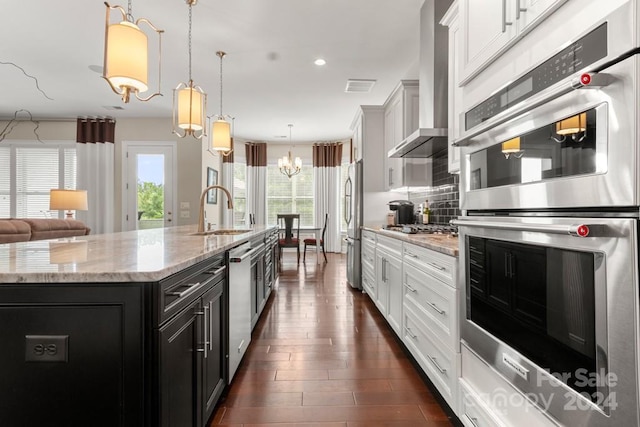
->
[454,3,640,426]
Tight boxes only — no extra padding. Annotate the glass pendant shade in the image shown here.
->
[556,112,587,135]
[177,86,204,131]
[211,119,231,152]
[105,21,148,93]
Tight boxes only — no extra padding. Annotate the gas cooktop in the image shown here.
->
[384,224,458,236]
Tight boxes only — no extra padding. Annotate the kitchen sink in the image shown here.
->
[191,229,252,236]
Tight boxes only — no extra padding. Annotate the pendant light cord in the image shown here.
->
[188,3,193,82]
[127,0,133,21]
[217,51,226,118]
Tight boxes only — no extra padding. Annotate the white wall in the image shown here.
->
[1,117,203,231]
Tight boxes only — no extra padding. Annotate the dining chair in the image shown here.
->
[277,214,300,264]
[304,213,328,263]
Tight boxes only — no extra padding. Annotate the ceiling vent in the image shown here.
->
[344,79,376,93]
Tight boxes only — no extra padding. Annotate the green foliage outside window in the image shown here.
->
[137,181,164,219]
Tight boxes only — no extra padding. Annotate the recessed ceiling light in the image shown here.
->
[314,58,326,66]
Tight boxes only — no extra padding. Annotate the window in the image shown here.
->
[266,165,314,226]
[233,162,246,226]
[0,142,76,218]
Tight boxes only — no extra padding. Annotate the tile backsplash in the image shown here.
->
[408,151,460,225]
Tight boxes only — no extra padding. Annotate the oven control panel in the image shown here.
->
[465,23,608,131]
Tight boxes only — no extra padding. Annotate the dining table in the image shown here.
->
[280,226,321,264]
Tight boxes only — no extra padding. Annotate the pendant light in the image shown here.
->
[278,124,302,178]
[103,1,163,103]
[553,112,587,142]
[501,136,524,159]
[210,51,233,155]
[172,0,207,139]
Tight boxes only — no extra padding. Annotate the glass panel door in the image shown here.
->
[124,143,175,231]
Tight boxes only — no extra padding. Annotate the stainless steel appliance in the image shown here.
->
[452,5,640,426]
[388,200,415,225]
[345,159,363,289]
[227,241,264,382]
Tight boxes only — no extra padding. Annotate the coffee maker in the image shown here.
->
[387,200,415,225]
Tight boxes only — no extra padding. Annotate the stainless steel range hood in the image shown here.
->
[387,128,448,158]
[388,0,451,159]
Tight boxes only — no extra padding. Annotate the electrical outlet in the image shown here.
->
[180,210,190,219]
[25,335,68,362]
[180,201,190,209]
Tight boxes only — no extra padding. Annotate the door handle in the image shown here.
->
[209,300,214,351]
[516,0,527,19]
[203,305,209,358]
[502,0,512,32]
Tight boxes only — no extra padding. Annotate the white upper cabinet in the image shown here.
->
[351,106,385,192]
[441,1,461,174]
[383,80,420,190]
[459,0,566,85]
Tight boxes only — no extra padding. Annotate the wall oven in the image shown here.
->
[453,3,640,426]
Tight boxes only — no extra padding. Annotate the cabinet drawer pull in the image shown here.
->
[405,251,418,258]
[470,277,480,285]
[502,0,512,32]
[404,283,417,293]
[166,282,201,298]
[404,326,417,339]
[428,354,447,374]
[428,262,446,271]
[426,301,445,315]
[204,266,226,275]
[238,339,245,353]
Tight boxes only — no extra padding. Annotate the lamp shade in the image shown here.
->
[501,137,521,154]
[177,86,204,131]
[50,190,88,211]
[105,21,148,93]
[556,113,587,135]
[211,119,231,152]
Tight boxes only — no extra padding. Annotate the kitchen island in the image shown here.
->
[0,224,278,427]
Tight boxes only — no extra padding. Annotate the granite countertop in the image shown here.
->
[0,225,276,284]
[363,226,459,257]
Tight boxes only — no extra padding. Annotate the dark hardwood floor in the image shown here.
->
[210,252,455,426]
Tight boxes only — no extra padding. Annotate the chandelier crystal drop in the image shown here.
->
[278,124,302,178]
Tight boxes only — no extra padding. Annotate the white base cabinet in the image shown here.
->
[360,230,461,413]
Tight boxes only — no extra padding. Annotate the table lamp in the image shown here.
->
[50,189,88,219]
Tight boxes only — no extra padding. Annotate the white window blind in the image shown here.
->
[233,163,246,226]
[266,165,314,226]
[0,147,10,218]
[3,142,76,218]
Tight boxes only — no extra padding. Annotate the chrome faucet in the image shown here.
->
[198,185,234,233]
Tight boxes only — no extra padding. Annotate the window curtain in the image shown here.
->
[245,142,267,226]
[76,117,115,234]
[312,142,343,252]
[220,140,234,228]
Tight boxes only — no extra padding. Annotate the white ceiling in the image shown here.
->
[1,0,422,143]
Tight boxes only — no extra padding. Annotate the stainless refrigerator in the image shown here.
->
[344,159,363,289]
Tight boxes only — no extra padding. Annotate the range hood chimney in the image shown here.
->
[388,0,451,158]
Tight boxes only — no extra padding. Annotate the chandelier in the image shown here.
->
[102,1,164,103]
[279,124,302,178]
[209,51,233,155]
[172,0,207,139]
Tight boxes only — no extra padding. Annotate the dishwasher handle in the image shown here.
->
[229,243,266,263]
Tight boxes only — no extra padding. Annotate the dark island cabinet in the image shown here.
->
[0,284,145,427]
[0,253,227,427]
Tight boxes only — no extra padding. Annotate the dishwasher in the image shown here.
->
[227,241,265,382]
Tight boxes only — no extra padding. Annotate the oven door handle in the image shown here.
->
[451,219,598,237]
